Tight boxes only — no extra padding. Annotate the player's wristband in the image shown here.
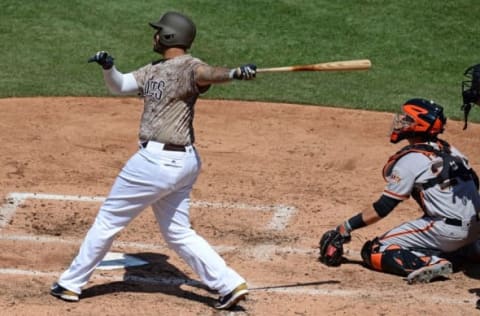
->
[346,213,366,232]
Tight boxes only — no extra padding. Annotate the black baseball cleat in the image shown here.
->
[50,282,80,302]
[214,282,248,310]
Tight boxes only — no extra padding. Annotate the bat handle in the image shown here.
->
[257,67,293,73]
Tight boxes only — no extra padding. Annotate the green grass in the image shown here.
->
[1,0,480,121]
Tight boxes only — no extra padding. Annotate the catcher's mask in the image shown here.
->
[150,11,196,53]
[390,98,446,144]
[461,63,480,130]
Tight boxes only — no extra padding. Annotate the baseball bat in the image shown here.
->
[256,59,371,73]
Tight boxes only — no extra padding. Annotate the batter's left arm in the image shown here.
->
[88,50,139,95]
[103,67,139,95]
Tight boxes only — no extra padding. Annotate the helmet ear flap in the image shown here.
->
[428,104,446,134]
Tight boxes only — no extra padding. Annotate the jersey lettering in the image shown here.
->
[144,80,165,100]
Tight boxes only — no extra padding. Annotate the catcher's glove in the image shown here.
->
[319,229,349,266]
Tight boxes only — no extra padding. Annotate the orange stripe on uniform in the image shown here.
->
[381,221,435,240]
[383,190,409,200]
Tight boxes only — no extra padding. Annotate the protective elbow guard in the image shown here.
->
[372,195,400,218]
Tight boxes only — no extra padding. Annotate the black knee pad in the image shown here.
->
[361,237,381,269]
[361,239,374,267]
[380,247,428,276]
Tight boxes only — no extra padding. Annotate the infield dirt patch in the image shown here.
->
[1,97,480,315]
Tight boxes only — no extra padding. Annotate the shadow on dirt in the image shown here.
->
[250,280,340,292]
[341,257,364,266]
[80,252,247,310]
[462,262,480,280]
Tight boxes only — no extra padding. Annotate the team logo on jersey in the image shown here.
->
[145,80,165,100]
[389,170,402,183]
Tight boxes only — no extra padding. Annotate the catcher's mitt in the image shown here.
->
[319,229,346,266]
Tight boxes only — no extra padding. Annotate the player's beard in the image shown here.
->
[153,43,166,54]
[153,34,166,54]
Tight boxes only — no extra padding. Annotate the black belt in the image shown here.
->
[444,218,462,226]
[141,141,186,152]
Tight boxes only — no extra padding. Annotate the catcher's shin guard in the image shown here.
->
[361,239,428,276]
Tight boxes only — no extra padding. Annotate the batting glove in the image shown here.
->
[229,64,257,80]
[88,51,114,70]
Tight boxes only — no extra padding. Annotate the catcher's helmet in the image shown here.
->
[461,63,480,129]
[150,12,196,51]
[390,98,446,144]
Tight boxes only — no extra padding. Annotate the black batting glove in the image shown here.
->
[88,51,114,70]
[229,64,257,80]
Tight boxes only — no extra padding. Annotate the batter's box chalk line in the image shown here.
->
[0,192,475,305]
[0,267,473,305]
[97,252,149,270]
[0,192,296,231]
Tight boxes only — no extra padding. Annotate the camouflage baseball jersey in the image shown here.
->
[132,54,209,145]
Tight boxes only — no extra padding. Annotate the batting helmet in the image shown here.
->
[390,98,446,144]
[461,63,480,129]
[149,12,196,51]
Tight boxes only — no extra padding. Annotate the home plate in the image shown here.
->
[97,252,149,270]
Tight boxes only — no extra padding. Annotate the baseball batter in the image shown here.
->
[319,98,480,283]
[50,11,256,310]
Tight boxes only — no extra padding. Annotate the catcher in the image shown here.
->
[319,97,480,284]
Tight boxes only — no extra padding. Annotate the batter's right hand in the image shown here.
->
[88,51,114,70]
[229,64,257,80]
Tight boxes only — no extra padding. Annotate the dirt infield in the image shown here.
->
[1,97,480,315]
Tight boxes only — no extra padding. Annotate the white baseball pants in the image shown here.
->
[57,141,245,296]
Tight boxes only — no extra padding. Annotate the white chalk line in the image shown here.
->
[0,192,296,231]
[0,233,473,304]
[1,192,474,304]
[0,233,313,257]
[0,233,239,253]
[0,234,474,305]
[0,268,473,304]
